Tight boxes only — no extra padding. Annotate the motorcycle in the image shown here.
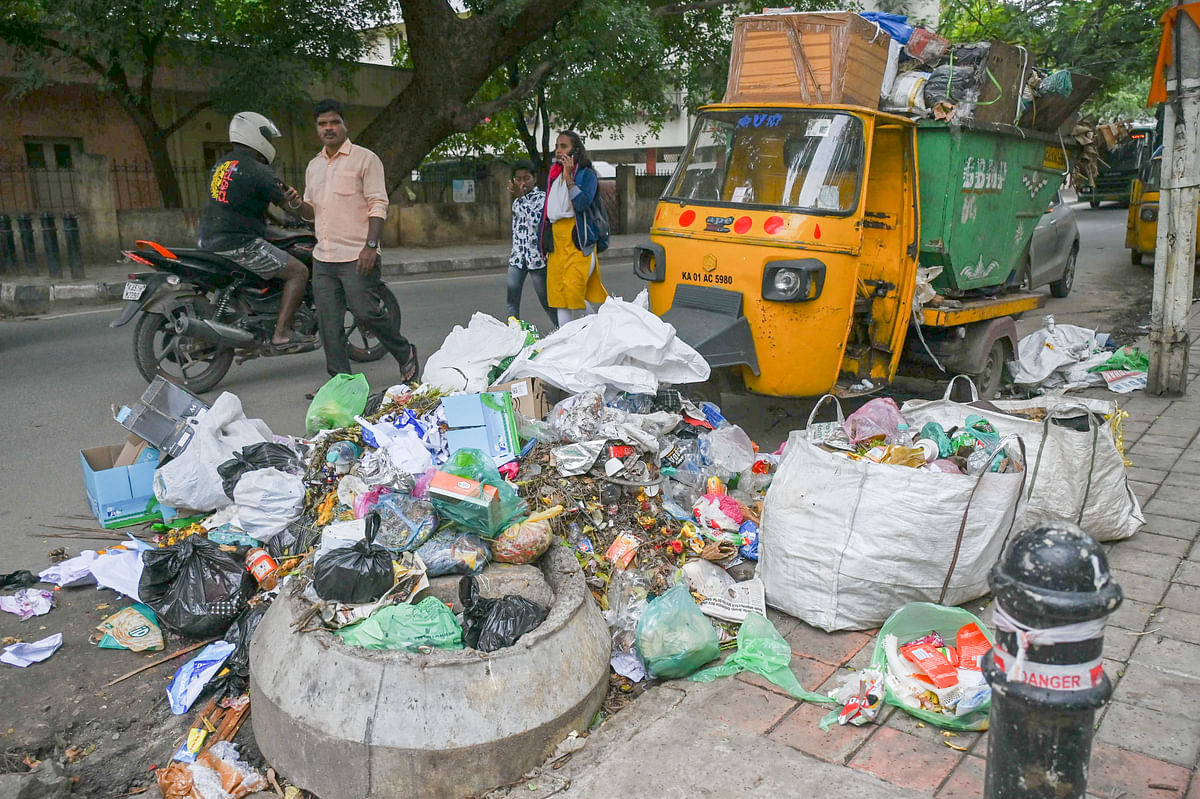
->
[111,223,397,393]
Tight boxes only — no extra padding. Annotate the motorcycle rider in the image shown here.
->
[198,112,313,350]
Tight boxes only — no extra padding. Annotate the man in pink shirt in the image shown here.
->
[285,98,417,381]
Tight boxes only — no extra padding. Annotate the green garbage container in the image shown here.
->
[916,120,1071,293]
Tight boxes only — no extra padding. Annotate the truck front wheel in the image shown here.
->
[970,340,1008,400]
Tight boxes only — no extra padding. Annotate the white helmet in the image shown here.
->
[229,111,282,164]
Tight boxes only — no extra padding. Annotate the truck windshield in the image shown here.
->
[664,110,865,215]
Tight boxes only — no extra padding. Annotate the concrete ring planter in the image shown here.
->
[249,544,610,799]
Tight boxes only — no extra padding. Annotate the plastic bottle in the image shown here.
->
[245,547,279,591]
[326,441,363,476]
[894,422,914,447]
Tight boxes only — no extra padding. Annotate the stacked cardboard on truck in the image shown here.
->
[724,12,892,107]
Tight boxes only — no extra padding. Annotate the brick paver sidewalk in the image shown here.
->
[518,320,1200,799]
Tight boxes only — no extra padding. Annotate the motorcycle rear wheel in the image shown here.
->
[134,299,234,394]
[345,287,401,363]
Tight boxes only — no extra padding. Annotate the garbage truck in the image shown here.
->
[634,12,1089,399]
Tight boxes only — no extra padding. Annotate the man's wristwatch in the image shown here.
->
[366,240,379,250]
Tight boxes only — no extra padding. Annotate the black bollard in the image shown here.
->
[62,212,85,278]
[16,212,37,274]
[983,521,1123,799]
[39,212,62,277]
[0,214,13,274]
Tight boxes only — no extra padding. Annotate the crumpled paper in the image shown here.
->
[0,589,54,620]
[1,633,63,667]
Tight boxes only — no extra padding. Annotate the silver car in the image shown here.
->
[1019,191,1079,298]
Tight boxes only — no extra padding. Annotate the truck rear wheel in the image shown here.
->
[969,340,1007,400]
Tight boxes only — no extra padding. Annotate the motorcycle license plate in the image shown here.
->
[122,281,147,301]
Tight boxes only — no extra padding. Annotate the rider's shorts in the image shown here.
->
[212,237,289,279]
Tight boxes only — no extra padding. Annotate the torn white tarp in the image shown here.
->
[1009,321,1107,389]
[500,293,710,394]
[423,314,533,393]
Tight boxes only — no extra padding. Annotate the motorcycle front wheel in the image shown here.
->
[344,287,401,363]
[134,299,234,394]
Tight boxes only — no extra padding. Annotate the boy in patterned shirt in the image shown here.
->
[506,162,556,329]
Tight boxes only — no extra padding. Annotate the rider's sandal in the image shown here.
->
[399,343,419,383]
[268,332,316,353]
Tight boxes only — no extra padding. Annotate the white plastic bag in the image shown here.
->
[153,392,273,512]
[232,468,304,541]
[500,293,710,393]
[423,313,532,393]
[758,396,1026,631]
[901,376,1143,542]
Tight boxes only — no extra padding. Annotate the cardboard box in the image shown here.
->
[114,376,209,457]
[442,391,521,465]
[428,470,501,532]
[724,11,891,107]
[80,435,164,529]
[488,377,551,420]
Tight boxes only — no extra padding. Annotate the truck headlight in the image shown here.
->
[1141,205,1158,222]
[762,260,825,302]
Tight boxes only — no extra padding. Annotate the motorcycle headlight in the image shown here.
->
[1141,205,1158,222]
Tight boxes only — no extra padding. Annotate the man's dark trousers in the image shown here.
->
[313,256,412,376]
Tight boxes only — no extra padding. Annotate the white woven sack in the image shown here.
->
[901,376,1142,542]
[758,396,1026,632]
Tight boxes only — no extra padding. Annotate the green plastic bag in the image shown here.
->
[635,583,720,679]
[691,613,833,704]
[431,448,527,538]
[336,598,464,651]
[305,373,370,436]
[1088,347,1149,374]
[869,602,995,731]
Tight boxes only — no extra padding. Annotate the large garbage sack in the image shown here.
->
[305,373,369,436]
[208,603,269,701]
[901,376,1143,542]
[423,313,533,393]
[154,393,273,512]
[312,513,394,604]
[459,575,549,652]
[758,394,1025,631]
[635,583,721,679]
[499,293,710,394]
[138,537,257,639]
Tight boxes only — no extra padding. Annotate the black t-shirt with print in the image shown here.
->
[197,145,286,250]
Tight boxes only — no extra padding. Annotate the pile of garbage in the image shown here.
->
[1010,316,1149,394]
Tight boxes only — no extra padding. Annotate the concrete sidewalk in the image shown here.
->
[0,234,645,316]
[495,327,1200,799]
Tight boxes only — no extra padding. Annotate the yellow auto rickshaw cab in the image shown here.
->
[635,104,920,397]
[1127,148,1200,265]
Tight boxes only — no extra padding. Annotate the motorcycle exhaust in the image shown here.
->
[173,315,258,347]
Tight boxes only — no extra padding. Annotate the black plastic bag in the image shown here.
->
[459,576,549,652]
[267,516,321,560]
[0,570,38,590]
[217,442,302,499]
[312,513,394,604]
[209,603,269,701]
[923,64,978,107]
[139,537,257,639]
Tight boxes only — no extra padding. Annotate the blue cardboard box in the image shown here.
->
[441,392,521,466]
[80,435,164,529]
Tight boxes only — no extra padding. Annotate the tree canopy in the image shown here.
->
[938,0,1168,121]
[1,0,386,205]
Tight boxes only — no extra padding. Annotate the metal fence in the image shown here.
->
[0,161,82,214]
[110,161,307,211]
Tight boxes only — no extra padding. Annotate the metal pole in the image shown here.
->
[1148,1,1200,395]
[39,212,62,278]
[0,214,14,274]
[16,212,37,274]
[983,522,1123,798]
[62,212,85,278]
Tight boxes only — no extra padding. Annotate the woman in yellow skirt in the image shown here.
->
[538,130,608,327]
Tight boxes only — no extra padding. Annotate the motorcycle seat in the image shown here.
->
[264,226,315,248]
[168,248,243,271]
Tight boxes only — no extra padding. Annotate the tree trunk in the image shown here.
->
[123,103,184,209]
[356,0,583,193]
